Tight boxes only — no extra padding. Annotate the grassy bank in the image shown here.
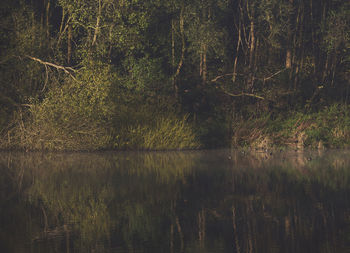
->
[1,99,349,151]
[0,105,200,151]
[0,68,200,151]
[0,108,200,151]
[232,104,350,150]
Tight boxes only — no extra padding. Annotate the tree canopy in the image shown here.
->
[0,0,349,150]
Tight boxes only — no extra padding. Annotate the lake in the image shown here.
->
[0,149,349,253]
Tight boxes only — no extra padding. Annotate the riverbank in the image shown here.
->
[0,109,200,152]
[232,104,350,150]
[1,104,349,151]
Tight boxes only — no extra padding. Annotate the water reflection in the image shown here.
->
[0,150,349,253]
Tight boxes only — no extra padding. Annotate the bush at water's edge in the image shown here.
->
[0,102,200,151]
[0,107,200,151]
[1,100,349,151]
[232,104,350,150]
[0,65,200,151]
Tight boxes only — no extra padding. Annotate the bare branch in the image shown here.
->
[21,104,34,107]
[220,89,265,100]
[211,73,235,82]
[212,82,265,100]
[212,68,286,84]
[57,16,72,47]
[92,0,102,46]
[262,68,286,82]
[41,64,49,92]
[25,55,77,81]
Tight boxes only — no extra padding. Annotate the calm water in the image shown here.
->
[0,150,349,253]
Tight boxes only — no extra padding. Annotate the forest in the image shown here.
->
[0,0,349,150]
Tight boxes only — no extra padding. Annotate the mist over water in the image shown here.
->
[0,150,349,253]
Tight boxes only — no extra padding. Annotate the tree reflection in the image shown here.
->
[0,150,349,253]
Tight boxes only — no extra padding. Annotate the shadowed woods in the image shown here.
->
[0,0,349,151]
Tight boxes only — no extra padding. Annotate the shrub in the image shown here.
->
[231,104,350,149]
[113,114,200,150]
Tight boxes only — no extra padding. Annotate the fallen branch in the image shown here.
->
[212,68,286,84]
[218,86,265,100]
[25,55,77,81]
[211,77,265,100]
[224,91,265,100]
[211,73,236,82]
[261,68,286,82]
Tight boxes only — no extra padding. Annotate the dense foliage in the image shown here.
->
[0,0,349,150]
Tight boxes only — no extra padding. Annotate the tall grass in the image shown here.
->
[113,114,200,150]
[0,94,199,151]
[231,104,350,149]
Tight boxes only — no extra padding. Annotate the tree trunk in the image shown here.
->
[92,0,102,46]
[175,216,184,251]
[248,20,255,70]
[46,0,50,38]
[310,0,317,75]
[233,17,242,82]
[286,50,292,69]
[285,0,294,69]
[173,7,185,98]
[67,23,72,65]
[172,19,176,97]
[247,2,255,90]
[232,206,241,253]
[202,44,207,85]
[199,44,203,81]
[198,209,206,247]
[59,9,65,34]
[247,20,255,90]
